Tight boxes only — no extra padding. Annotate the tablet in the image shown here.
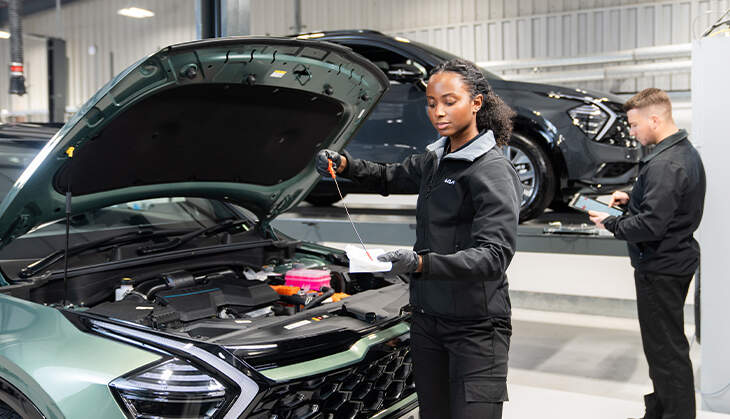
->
[569,194,624,217]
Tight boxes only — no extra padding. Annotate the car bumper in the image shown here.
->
[582,140,642,185]
[556,126,642,186]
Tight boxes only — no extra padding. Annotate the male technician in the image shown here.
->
[589,88,705,419]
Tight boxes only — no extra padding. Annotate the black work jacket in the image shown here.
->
[341,131,522,319]
[604,129,706,276]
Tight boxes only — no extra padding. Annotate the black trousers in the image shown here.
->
[410,312,510,419]
[634,271,695,419]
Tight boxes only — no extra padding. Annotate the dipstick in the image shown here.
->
[327,159,373,261]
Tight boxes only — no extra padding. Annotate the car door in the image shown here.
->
[336,41,438,164]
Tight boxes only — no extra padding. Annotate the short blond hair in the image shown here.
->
[624,88,672,115]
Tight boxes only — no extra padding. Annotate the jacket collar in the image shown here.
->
[641,129,688,163]
[426,130,496,162]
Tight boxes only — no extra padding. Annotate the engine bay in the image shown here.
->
[83,261,373,331]
[87,269,284,328]
[0,227,406,345]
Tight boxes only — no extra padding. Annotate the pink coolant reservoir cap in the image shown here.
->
[284,269,331,291]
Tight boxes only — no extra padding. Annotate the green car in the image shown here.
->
[0,37,417,419]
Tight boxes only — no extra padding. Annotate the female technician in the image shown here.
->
[316,59,522,419]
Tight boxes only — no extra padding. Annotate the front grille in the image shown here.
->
[249,336,415,419]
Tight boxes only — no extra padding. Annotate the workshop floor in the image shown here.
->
[506,309,712,417]
[397,309,726,418]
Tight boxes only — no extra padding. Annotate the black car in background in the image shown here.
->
[299,30,640,221]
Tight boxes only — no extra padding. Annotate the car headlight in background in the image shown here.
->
[110,358,227,418]
[568,104,610,140]
[549,90,633,147]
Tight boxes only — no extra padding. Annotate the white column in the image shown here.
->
[693,34,730,413]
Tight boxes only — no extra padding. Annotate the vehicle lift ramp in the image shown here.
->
[273,206,628,258]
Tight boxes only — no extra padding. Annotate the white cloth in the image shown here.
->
[345,244,392,273]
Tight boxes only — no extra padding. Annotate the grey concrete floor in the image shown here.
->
[509,310,657,388]
[397,308,716,418]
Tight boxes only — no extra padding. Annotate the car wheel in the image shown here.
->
[503,132,556,221]
[305,193,345,206]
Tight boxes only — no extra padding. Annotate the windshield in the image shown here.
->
[23,197,241,238]
[410,41,503,80]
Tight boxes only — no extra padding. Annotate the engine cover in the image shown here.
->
[89,278,279,325]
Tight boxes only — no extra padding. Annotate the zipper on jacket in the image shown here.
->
[425,157,448,198]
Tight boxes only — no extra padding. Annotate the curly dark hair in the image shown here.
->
[429,58,515,146]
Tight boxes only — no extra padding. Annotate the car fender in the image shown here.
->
[511,105,560,149]
[510,105,569,185]
[0,294,162,418]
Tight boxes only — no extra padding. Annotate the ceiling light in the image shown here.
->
[117,7,154,18]
[0,31,10,39]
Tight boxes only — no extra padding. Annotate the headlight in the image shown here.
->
[110,358,227,418]
[568,104,610,140]
[92,319,259,418]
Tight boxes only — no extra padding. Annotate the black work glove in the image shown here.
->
[315,149,343,177]
[377,249,420,275]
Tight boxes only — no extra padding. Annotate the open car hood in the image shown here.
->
[0,37,388,248]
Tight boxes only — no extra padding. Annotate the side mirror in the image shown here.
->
[387,63,424,83]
